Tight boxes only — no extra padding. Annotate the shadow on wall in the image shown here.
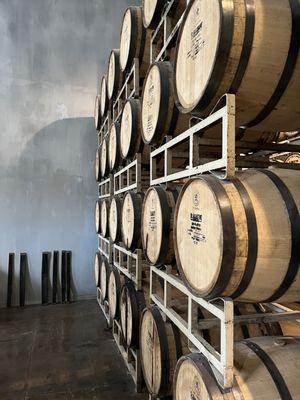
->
[0,117,98,307]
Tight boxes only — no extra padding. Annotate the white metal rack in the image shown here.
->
[112,319,144,393]
[113,244,148,290]
[98,175,114,199]
[150,0,189,62]
[150,94,300,185]
[114,153,150,195]
[150,266,300,389]
[112,58,140,123]
[98,115,110,141]
[93,0,300,395]
[97,287,111,326]
[150,94,236,183]
[98,235,113,264]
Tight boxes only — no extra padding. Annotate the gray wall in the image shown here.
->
[0,0,137,306]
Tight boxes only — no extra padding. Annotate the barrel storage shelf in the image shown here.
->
[146,0,188,63]
[94,0,300,398]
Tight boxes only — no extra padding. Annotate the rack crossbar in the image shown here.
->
[150,266,234,388]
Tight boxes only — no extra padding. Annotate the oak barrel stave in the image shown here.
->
[108,122,122,172]
[100,257,111,301]
[120,281,147,348]
[120,6,151,76]
[121,191,144,251]
[107,49,123,101]
[94,251,101,288]
[109,195,123,243]
[108,267,126,320]
[141,185,180,266]
[141,61,190,147]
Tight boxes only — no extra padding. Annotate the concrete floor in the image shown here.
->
[0,300,147,400]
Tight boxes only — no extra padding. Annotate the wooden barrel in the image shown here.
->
[108,122,121,172]
[120,281,147,348]
[94,148,101,182]
[108,267,125,320]
[198,303,282,349]
[94,252,101,287]
[121,191,144,250]
[100,75,108,118]
[142,0,186,29]
[109,196,122,243]
[100,198,109,238]
[174,0,300,132]
[107,49,122,100]
[140,305,186,397]
[141,61,190,146]
[120,99,144,160]
[174,169,300,302]
[174,336,300,400]
[141,185,180,266]
[94,200,101,234]
[100,138,108,178]
[100,257,110,300]
[119,6,150,75]
[94,95,101,130]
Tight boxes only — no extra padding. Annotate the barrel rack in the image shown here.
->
[98,175,113,198]
[150,266,300,389]
[113,245,147,291]
[96,0,300,395]
[150,0,188,62]
[150,94,300,184]
[147,91,300,391]
[112,319,144,392]
[97,286,111,326]
[98,177,113,263]
[114,153,146,195]
[97,177,113,324]
[112,152,149,392]
[112,58,140,122]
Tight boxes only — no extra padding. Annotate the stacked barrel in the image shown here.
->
[94,0,300,399]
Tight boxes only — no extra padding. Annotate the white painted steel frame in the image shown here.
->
[99,115,110,141]
[114,154,143,195]
[150,266,234,389]
[150,267,300,389]
[98,58,139,138]
[150,94,236,185]
[113,244,147,290]
[112,58,139,123]
[98,234,113,264]
[150,0,190,62]
[98,175,114,199]
[97,287,111,327]
[112,319,144,392]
